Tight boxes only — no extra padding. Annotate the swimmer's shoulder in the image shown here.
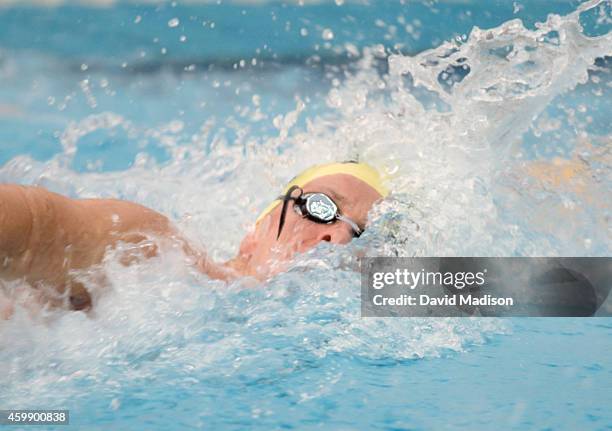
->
[77,196,166,224]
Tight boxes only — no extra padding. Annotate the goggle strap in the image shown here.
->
[277,185,303,240]
[336,214,362,236]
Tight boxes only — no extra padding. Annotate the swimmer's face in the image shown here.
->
[238,174,383,277]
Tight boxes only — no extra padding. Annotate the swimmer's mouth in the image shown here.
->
[276,185,363,240]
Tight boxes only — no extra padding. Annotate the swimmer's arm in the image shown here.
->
[0,185,34,278]
[81,197,236,280]
[0,184,115,284]
[0,185,232,284]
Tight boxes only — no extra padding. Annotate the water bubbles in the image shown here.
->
[327,88,342,108]
[168,18,180,28]
[513,2,524,14]
[372,44,386,57]
[133,15,142,24]
[345,43,359,57]
[322,28,334,40]
[179,35,187,42]
[110,398,121,410]
[300,28,308,37]
[167,120,184,134]
[79,79,97,109]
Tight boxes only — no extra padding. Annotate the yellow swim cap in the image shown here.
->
[256,161,389,223]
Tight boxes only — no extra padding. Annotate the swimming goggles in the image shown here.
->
[276,185,363,239]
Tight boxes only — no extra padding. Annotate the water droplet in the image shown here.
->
[322,28,334,40]
[300,28,308,36]
[168,18,180,28]
[168,120,184,133]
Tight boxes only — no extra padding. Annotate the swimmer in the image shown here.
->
[0,161,388,312]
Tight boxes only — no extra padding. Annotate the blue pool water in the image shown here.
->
[1,0,611,429]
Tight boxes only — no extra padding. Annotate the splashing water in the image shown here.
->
[0,0,611,426]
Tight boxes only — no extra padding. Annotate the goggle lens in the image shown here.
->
[277,187,362,239]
